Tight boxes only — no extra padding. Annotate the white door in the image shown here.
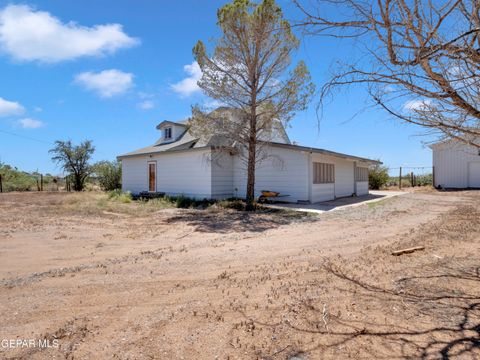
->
[468,162,480,188]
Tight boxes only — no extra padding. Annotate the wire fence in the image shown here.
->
[0,172,74,193]
[387,166,434,188]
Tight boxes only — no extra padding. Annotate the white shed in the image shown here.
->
[431,140,480,188]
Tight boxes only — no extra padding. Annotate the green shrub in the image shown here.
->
[107,189,132,203]
[416,173,433,186]
[92,160,121,191]
[369,163,389,190]
[175,195,192,208]
[0,163,37,191]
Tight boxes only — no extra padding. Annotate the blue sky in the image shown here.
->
[0,0,434,175]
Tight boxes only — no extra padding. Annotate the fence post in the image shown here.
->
[0,174,2,193]
[399,167,402,189]
[40,174,43,191]
[411,172,414,187]
[432,166,435,188]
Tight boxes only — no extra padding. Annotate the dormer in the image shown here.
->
[155,120,188,144]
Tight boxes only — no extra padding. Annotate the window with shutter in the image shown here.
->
[355,167,369,182]
[313,162,335,184]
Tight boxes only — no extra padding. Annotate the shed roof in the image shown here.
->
[267,142,381,164]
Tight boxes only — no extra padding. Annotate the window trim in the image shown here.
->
[148,161,157,192]
[164,127,172,140]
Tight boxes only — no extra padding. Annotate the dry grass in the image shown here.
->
[0,190,479,359]
[56,192,176,216]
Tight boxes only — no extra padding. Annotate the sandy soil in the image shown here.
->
[0,190,479,359]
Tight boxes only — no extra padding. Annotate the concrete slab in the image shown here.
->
[264,190,407,214]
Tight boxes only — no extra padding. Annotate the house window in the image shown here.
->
[164,127,172,140]
[313,162,335,184]
[355,167,369,182]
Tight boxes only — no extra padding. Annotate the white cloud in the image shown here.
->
[403,99,432,112]
[171,61,202,97]
[17,118,44,129]
[34,106,43,112]
[138,100,154,110]
[0,96,24,117]
[0,4,139,63]
[74,69,134,98]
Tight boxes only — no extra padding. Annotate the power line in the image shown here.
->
[0,129,53,145]
[0,128,113,160]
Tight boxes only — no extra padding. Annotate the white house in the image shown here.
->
[431,139,480,189]
[118,109,379,203]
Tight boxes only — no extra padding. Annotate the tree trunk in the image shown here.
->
[245,113,257,211]
[74,174,83,191]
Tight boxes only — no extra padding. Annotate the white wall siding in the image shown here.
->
[211,151,234,199]
[233,146,309,203]
[433,142,480,188]
[121,149,213,198]
[311,183,335,203]
[334,158,355,197]
[468,162,480,187]
[122,146,375,202]
[122,157,149,194]
[356,182,369,196]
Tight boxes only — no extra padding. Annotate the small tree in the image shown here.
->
[50,140,95,191]
[368,163,389,190]
[191,0,315,210]
[92,160,122,191]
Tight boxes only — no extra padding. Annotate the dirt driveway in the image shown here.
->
[0,190,479,359]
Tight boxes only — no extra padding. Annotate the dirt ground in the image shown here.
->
[0,190,479,359]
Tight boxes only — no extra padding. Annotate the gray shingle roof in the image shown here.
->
[117,128,207,158]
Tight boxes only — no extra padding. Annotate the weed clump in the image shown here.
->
[107,189,132,203]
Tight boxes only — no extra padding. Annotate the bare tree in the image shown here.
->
[295,0,480,148]
[191,0,315,210]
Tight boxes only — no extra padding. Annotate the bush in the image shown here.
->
[0,163,37,191]
[107,189,132,203]
[175,195,193,208]
[416,173,433,186]
[92,160,121,191]
[369,163,389,190]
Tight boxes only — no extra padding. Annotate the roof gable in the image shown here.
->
[156,120,188,130]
